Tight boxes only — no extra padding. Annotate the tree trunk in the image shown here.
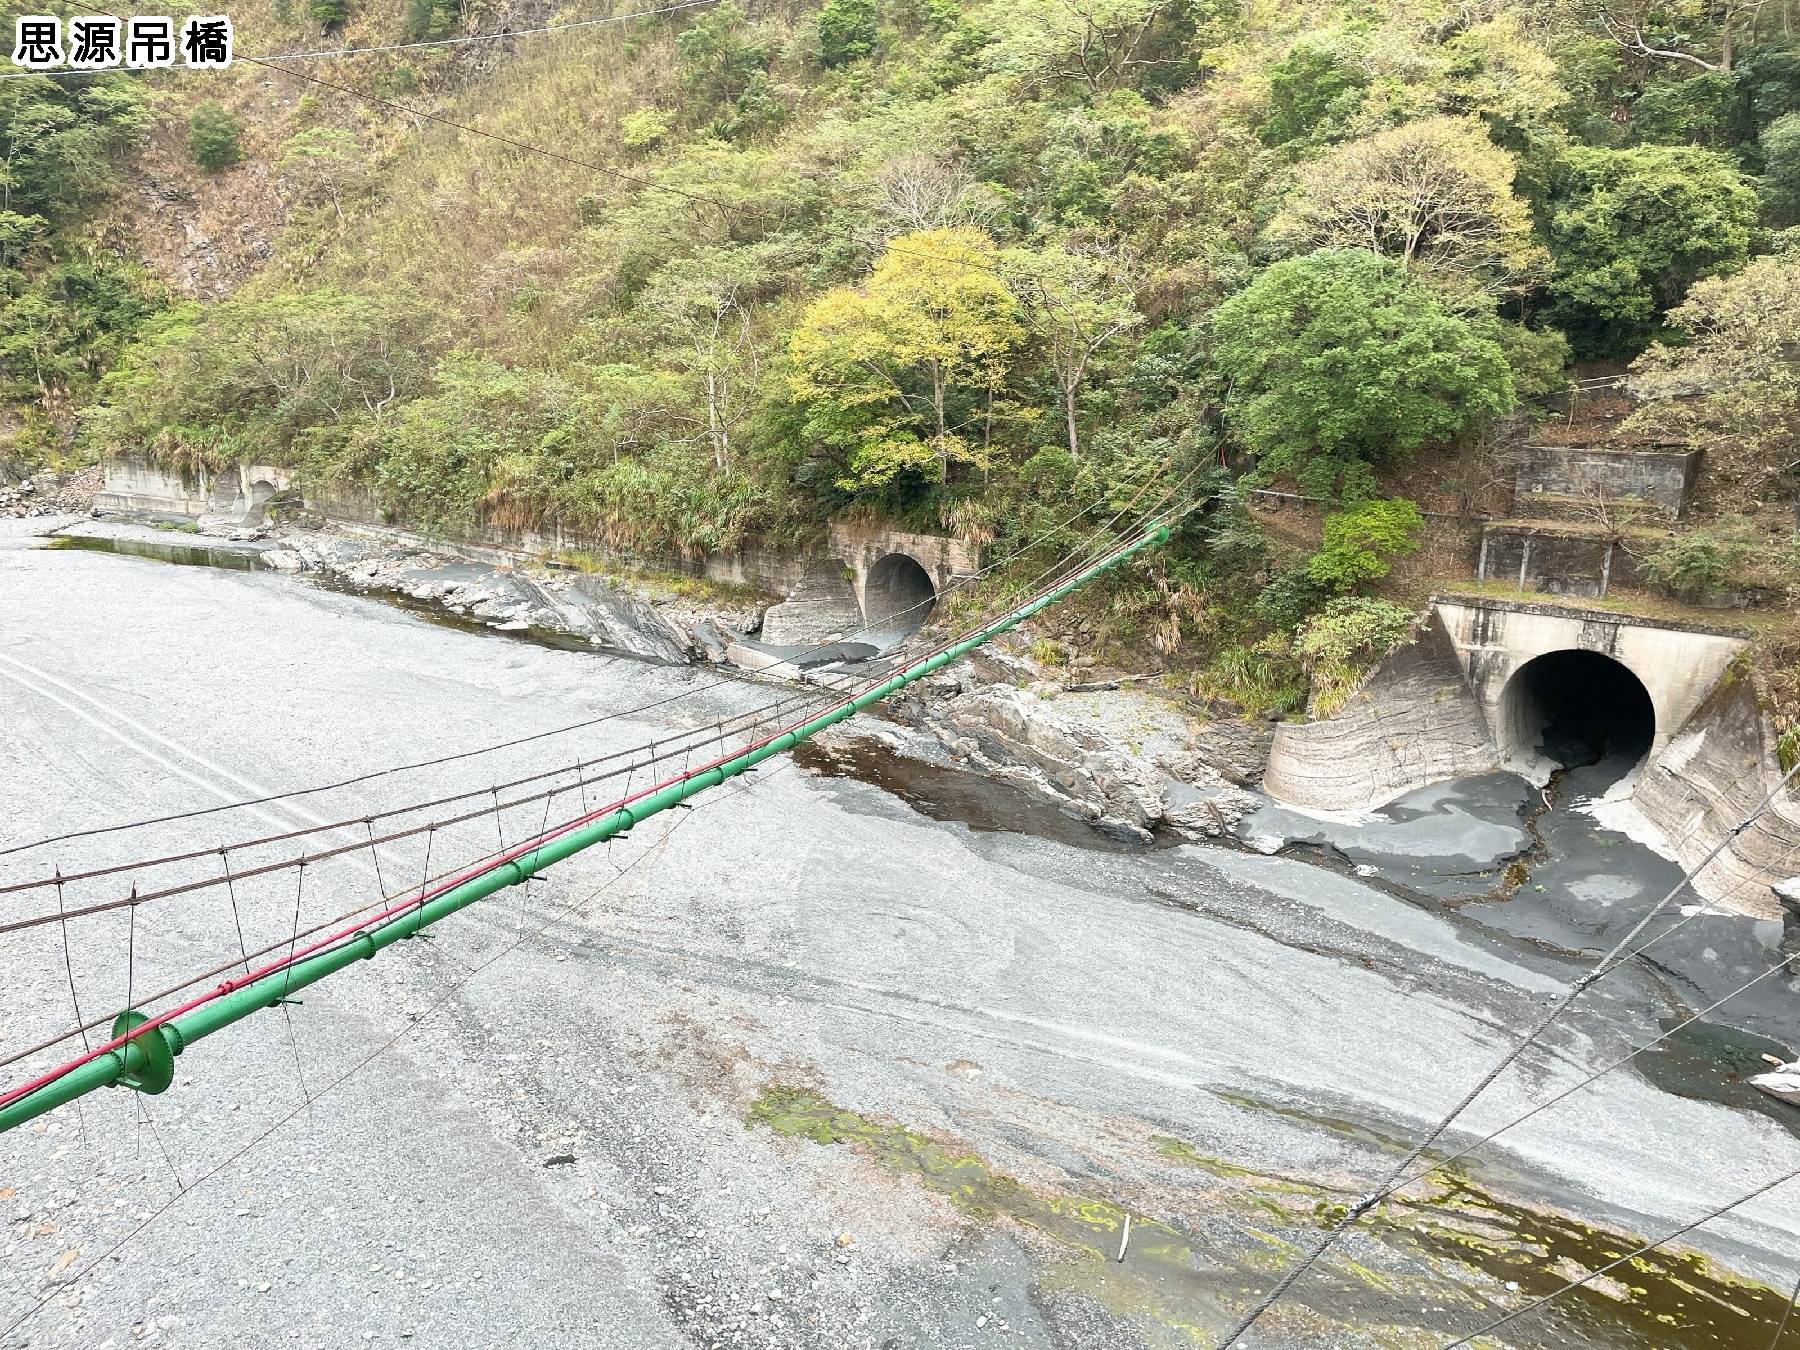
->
[932,361,947,481]
[705,369,727,472]
[1063,378,1080,461]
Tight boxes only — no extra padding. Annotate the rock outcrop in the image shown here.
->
[901,668,1265,843]
[269,533,736,667]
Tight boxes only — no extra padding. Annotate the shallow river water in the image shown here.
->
[4,521,1800,1349]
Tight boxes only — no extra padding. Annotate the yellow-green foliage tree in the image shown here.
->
[1270,116,1547,303]
[1626,254,1800,500]
[789,228,1022,495]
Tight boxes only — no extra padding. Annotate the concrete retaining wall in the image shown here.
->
[1263,612,1501,810]
[98,457,982,640]
[94,459,292,523]
[1513,446,1700,522]
[1476,526,1643,599]
[103,456,809,596]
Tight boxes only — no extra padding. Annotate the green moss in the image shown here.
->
[747,1084,1798,1347]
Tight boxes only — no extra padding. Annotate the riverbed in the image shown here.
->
[5,516,1800,1349]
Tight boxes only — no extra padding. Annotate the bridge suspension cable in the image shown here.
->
[2,469,1202,1107]
[0,747,799,1347]
[3,457,1195,865]
[0,513,1185,1133]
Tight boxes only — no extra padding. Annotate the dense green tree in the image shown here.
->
[677,2,772,108]
[403,0,457,42]
[0,259,154,401]
[1542,144,1760,353]
[1760,112,1800,226]
[0,75,149,218]
[1212,249,1513,501]
[1259,30,1367,149]
[818,0,877,67]
[1034,93,1187,226]
[0,209,44,270]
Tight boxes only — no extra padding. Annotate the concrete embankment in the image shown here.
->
[1263,596,1795,916]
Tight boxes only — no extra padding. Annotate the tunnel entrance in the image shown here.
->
[863,552,936,638]
[1501,649,1655,777]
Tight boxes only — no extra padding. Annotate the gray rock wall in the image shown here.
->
[1633,669,1800,918]
[760,559,863,646]
[1263,612,1500,811]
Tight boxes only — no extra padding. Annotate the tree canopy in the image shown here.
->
[1543,144,1761,353]
[789,228,1022,497]
[1212,249,1514,500]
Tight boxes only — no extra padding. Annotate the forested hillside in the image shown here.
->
[6,0,1799,710]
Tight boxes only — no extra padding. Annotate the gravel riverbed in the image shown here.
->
[5,517,1800,1349]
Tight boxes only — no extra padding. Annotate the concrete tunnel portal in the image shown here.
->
[1499,648,1656,776]
[863,552,937,638]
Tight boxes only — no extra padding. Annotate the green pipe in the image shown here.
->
[0,523,1169,1134]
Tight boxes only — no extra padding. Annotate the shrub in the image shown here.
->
[1253,563,1329,631]
[1191,636,1305,717]
[1637,525,1800,602]
[1306,497,1424,593]
[1294,597,1417,715]
[186,102,242,172]
[309,0,346,28]
[620,108,671,150]
[818,0,876,67]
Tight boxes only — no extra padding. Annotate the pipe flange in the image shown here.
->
[110,1010,175,1095]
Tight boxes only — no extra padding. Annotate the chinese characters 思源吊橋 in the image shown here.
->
[11,15,233,70]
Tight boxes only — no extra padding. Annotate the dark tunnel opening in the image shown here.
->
[863,553,936,639]
[1501,649,1656,780]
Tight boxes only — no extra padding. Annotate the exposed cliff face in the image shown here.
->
[95,109,290,300]
[1634,668,1800,918]
[272,532,713,666]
